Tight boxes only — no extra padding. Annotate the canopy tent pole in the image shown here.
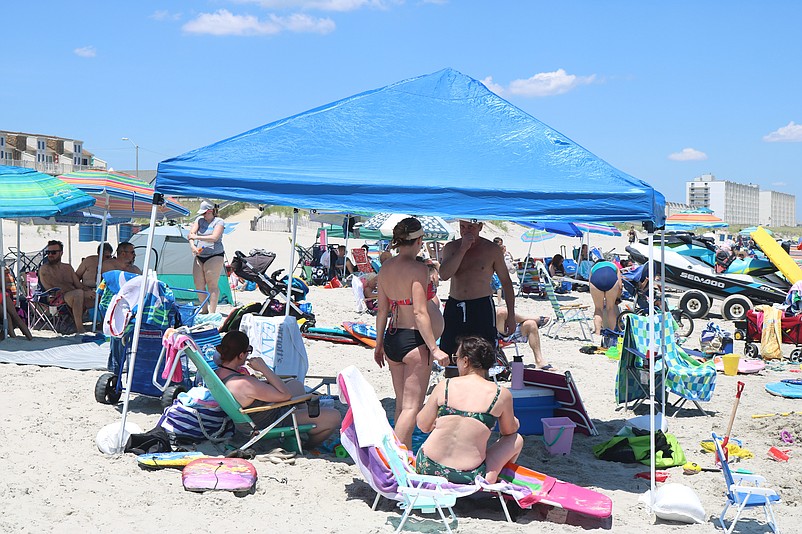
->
[115,195,162,453]
[342,213,350,279]
[15,221,21,284]
[67,225,72,265]
[516,238,535,297]
[91,213,110,332]
[285,209,299,317]
[1,220,7,339]
[659,232,667,407]
[647,230,657,503]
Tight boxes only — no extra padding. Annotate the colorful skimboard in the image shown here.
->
[302,332,360,344]
[137,451,208,470]
[182,457,257,494]
[342,321,377,348]
[765,380,802,398]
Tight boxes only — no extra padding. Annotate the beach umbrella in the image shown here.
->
[520,228,557,243]
[360,213,455,241]
[740,226,772,236]
[519,221,582,237]
[665,211,727,230]
[59,170,190,330]
[574,222,622,236]
[0,166,95,338]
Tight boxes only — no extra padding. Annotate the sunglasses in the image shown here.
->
[245,346,253,355]
[46,250,61,255]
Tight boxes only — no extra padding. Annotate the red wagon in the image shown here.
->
[735,309,802,361]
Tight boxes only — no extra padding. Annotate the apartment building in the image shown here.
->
[0,130,106,175]
[686,174,761,226]
[759,190,796,227]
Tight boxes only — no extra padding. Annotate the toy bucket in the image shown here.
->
[541,417,576,455]
[722,353,740,376]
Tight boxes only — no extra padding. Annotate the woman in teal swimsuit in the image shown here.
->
[416,336,523,484]
[375,217,450,449]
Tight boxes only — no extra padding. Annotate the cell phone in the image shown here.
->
[306,396,320,418]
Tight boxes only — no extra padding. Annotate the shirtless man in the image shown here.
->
[438,220,515,357]
[496,307,554,370]
[101,242,142,275]
[75,243,114,288]
[38,240,95,334]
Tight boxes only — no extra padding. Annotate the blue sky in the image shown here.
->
[4,1,801,218]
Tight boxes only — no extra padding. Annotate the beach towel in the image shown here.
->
[755,305,783,360]
[239,314,308,381]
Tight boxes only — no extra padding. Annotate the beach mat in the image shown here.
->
[766,381,802,398]
[0,340,108,370]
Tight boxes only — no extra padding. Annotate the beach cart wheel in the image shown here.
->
[721,295,752,322]
[616,310,633,332]
[95,372,121,405]
[672,310,695,338]
[679,291,710,319]
[161,385,187,409]
[790,348,801,362]
[744,343,759,359]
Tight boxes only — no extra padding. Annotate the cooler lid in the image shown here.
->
[507,385,554,398]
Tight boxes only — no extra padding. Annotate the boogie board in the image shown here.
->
[765,381,802,398]
[342,321,377,348]
[302,332,360,344]
[751,227,802,284]
[182,457,257,494]
[137,451,208,470]
[713,356,766,374]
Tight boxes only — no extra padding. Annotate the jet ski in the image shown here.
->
[626,243,789,321]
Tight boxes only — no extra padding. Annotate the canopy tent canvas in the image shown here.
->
[133,70,667,495]
[128,225,233,305]
[156,68,665,225]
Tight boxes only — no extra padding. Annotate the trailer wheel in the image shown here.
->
[721,295,752,321]
[744,343,759,359]
[679,291,710,319]
[95,372,121,405]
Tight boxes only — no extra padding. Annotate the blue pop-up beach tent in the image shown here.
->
[156,68,665,224]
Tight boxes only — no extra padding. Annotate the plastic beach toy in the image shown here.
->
[767,446,790,462]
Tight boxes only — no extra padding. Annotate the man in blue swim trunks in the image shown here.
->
[439,220,516,359]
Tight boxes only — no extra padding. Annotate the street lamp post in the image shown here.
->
[121,137,139,180]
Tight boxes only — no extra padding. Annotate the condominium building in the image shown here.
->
[686,174,760,226]
[759,190,796,227]
[0,130,106,175]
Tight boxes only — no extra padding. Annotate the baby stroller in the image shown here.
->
[229,250,315,326]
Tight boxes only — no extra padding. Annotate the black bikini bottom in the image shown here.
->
[197,253,225,264]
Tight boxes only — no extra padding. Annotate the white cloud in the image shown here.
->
[668,148,708,161]
[235,0,390,12]
[507,69,596,97]
[182,9,335,36]
[151,10,182,21]
[772,181,787,187]
[763,121,802,142]
[73,46,96,58]
[480,76,505,96]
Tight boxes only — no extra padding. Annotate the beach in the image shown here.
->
[1,212,800,533]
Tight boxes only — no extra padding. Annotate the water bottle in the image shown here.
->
[511,355,524,390]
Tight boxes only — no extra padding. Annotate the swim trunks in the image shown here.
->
[440,296,497,355]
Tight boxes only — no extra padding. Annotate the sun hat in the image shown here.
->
[197,200,215,214]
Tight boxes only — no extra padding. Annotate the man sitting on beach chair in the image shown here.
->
[38,240,96,334]
[496,307,554,371]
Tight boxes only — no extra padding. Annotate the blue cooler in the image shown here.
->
[509,386,558,435]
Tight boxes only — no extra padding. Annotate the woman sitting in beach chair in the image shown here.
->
[215,331,340,448]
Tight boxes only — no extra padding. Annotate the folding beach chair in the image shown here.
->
[616,313,716,417]
[712,432,781,533]
[23,271,71,334]
[351,248,375,274]
[173,334,316,453]
[537,263,592,341]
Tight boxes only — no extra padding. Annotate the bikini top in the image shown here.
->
[387,282,437,332]
[437,378,500,430]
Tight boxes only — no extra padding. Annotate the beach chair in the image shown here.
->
[23,271,71,334]
[351,248,375,274]
[337,366,613,530]
[617,313,716,417]
[712,432,781,533]
[175,335,315,453]
[537,263,592,341]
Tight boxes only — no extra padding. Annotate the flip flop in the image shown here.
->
[538,364,557,371]
[267,448,297,460]
[536,316,551,328]
[266,454,296,465]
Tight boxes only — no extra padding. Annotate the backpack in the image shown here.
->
[159,387,234,443]
[125,426,173,455]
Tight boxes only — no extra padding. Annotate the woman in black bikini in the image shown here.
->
[416,336,523,484]
[188,200,225,313]
[374,217,450,449]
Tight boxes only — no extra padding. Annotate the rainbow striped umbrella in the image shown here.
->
[665,211,727,230]
[59,170,189,219]
[574,222,622,236]
[0,166,95,218]
[521,228,556,243]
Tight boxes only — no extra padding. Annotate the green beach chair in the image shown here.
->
[180,343,315,453]
[536,262,593,341]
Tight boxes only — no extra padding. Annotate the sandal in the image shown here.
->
[538,364,557,371]
[267,448,296,460]
[536,316,551,328]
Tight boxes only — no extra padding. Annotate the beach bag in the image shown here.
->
[159,387,234,442]
[125,426,173,455]
[700,322,729,354]
[593,428,686,468]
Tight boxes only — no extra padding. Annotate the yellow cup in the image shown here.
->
[722,353,741,376]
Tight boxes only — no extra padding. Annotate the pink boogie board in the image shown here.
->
[182,458,257,494]
[713,356,766,374]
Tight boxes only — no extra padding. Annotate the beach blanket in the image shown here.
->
[0,341,108,370]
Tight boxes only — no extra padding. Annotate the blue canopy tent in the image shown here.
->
[123,70,667,488]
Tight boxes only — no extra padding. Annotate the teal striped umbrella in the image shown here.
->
[0,166,95,218]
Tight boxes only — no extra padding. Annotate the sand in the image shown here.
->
[1,212,800,533]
